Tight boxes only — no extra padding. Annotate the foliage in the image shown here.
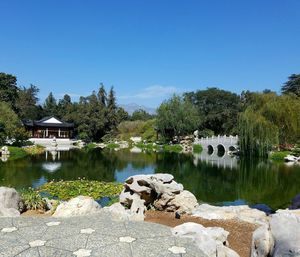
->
[85,143,96,150]
[43,92,57,116]
[135,142,160,151]
[20,188,47,211]
[117,119,157,142]
[239,93,300,156]
[106,143,120,149]
[193,144,203,153]
[184,88,241,135]
[156,95,201,140]
[38,179,123,200]
[281,74,300,96]
[7,146,28,160]
[0,73,19,111]
[269,151,291,161]
[131,109,153,121]
[23,145,45,155]
[163,144,183,153]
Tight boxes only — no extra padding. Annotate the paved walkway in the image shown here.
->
[0,211,206,257]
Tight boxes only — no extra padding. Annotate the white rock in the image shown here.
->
[270,210,300,257]
[0,207,20,217]
[53,196,101,217]
[80,228,95,234]
[167,190,199,214]
[192,204,268,226]
[73,249,92,257]
[119,236,136,243]
[171,222,236,257]
[29,240,46,247]
[1,227,17,233]
[46,221,61,226]
[103,202,144,221]
[0,187,21,211]
[251,225,274,257]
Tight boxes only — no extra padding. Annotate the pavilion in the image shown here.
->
[23,117,74,139]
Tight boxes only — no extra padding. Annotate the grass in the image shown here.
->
[269,151,291,161]
[135,142,161,151]
[106,143,120,149]
[38,179,123,200]
[85,143,96,150]
[163,144,183,153]
[193,144,203,153]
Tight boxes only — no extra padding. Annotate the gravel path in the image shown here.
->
[0,211,206,257]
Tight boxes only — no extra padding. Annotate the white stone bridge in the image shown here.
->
[195,135,239,155]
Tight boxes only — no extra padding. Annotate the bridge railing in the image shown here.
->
[196,135,238,144]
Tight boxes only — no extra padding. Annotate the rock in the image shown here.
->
[103,203,144,221]
[0,207,20,217]
[53,196,101,217]
[120,173,198,214]
[289,193,300,210]
[192,204,268,226]
[270,210,300,257]
[166,190,198,214]
[172,222,240,257]
[251,225,274,257]
[0,187,21,210]
[130,137,142,143]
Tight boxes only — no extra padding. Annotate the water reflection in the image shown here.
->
[0,148,299,210]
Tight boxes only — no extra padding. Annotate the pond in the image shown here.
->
[0,148,299,210]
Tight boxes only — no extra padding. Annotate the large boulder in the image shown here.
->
[0,187,21,217]
[192,204,268,226]
[270,210,300,257]
[103,202,144,221]
[53,196,101,217]
[251,225,274,257]
[172,222,239,257]
[120,174,198,215]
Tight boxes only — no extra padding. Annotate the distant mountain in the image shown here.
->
[120,103,156,115]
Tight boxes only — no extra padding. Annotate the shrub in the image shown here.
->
[193,144,203,153]
[7,146,28,160]
[20,188,47,211]
[269,151,291,161]
[163,144,183,153]
[106,143,120,149]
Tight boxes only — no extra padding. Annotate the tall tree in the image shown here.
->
[157,95,202,140]
[106,86,118,132]
[281,74,300,96]
[0,73,19,111]
[16,84,41,120]
[131,109,152,121]
[97,83,107,107]
[43,92,57,116]
[184,88,241,135]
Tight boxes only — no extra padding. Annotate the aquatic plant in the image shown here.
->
[193,144,203,153]
[20,188,47,211]
[163,144,183,153]
[38,179,123,200]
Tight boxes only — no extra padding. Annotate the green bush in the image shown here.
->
[193,144,203,153]
[38,179,123,200]
[163,144,183,153]
[7,146,28,160]
[20,188,47,211]
[106,143,120,149]
[269,151,291,161]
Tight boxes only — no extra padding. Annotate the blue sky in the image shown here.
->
[1,0,300,107]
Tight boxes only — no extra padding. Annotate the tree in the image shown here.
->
[16,84,41,120]
[281,74,300,96]
[0,73,19,111]
[156,95,202,140]
[0,101,28,145]
[43,92,57,116]
[97,83,107,107]
[57,94,73,119]
[184,88,241,135]
[131,109,153,121]
[106,86,118,132]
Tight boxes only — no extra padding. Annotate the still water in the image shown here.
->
[0,148,299,210]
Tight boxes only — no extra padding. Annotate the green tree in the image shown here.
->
[131,109,153,121]
[106,86,118,132]
[184,88,241,135]
[16,84,41,120]
[57,94,73,119]
[281,74,300,96]
[156,95,202,140]
[0,73,19,111]
[43,92,57,116]
[97,83,107,107]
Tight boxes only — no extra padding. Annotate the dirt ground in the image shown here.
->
[145,210,257,257]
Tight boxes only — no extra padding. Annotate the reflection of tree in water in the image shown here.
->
[1,149,300,209]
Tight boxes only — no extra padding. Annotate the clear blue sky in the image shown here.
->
[1,0,299,107]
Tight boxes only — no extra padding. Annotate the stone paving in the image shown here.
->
[0,211,206,257]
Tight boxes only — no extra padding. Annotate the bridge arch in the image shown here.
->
[229,146,237,152]
[217,144,226,157]
[207,145,214,155]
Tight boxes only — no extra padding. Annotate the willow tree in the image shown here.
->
[239,109,278,157]
[239,92,300,156]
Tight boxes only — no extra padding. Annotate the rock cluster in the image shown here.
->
[119,174,198,220]
[172,222,239,257]
[0,187,22,217]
